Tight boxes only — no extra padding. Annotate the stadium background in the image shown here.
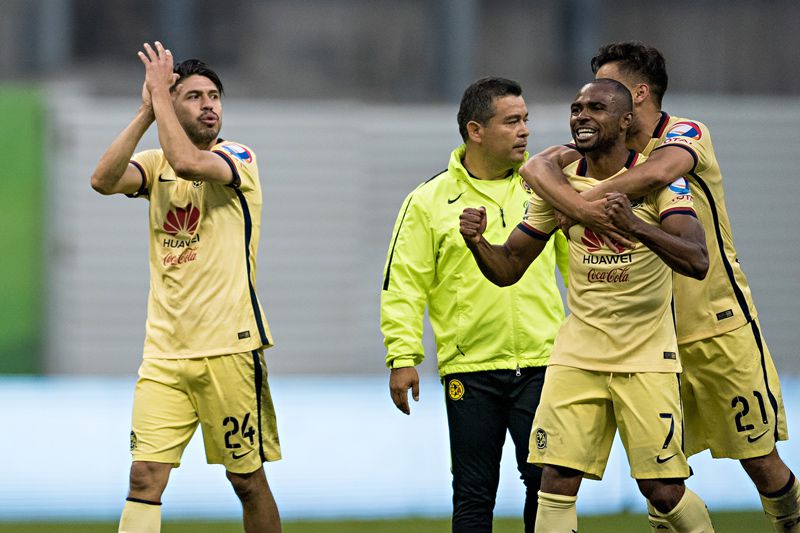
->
[2,0,800,528]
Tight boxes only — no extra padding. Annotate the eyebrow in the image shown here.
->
[184,89,220,97]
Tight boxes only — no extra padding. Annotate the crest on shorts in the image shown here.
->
[535,428,547,449]
[448,379,465,400]
[130,431,138,451]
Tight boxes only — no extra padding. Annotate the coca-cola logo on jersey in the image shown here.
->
[587,267,630,283]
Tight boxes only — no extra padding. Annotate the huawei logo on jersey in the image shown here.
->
[581,228,626,254]
[163,204,200,238]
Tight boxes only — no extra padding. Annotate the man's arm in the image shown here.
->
[521,145,594,221]
[521,147,630,245]
[90,87,154,196]
[459,207,547,286]
[604,192,708,279]
[584,146,696,201]
[381,191,434,415]
[139,41,234,185]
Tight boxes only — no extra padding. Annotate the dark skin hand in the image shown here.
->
[603,192,641,234]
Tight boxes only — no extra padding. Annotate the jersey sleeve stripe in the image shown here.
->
[234,188,270,346]
[517,222,551,241]
[213,150,242,189]
[660,207,697,221]
[654,143,698,174]
[126,160,149,198]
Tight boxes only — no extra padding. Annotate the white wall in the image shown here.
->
[43,90,800,376]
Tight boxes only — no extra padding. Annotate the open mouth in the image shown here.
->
[574,127,597,141]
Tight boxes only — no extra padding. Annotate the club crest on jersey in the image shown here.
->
[221,143,253,163]
[535,428,547,449]
[448,379,465,400]
[666,121,702,141]
[668,177,691,195]
[520,177,533,194]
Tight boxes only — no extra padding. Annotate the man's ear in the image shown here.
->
[621,111,633,133]
[466,120,483,144]
[632,83,650,105]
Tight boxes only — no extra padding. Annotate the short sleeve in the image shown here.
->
[213,142,260,193]
[657,119,712,174]
[656,176,696,222]
[128,149,162,199]
[518,192,557,240]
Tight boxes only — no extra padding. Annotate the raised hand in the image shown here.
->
[138,41,178,95]
[460,207,487,246]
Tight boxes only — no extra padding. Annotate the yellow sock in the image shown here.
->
[119,498,162,533]
[761,474,800,533]
[535,491,578,533]
[647,488,714,532]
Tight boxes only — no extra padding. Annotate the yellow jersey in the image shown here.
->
[521,151,695,372]
[646,113,757,343]
[129,140,273,358]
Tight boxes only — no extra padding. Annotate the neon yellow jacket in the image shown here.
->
[381,145,569,376]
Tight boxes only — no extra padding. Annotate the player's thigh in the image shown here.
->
[681,320,787,459]
[192,350,282,473]
[611,372,690,480]
[529,365,615,480]
[443,371,508,474]
[131,358,199,466]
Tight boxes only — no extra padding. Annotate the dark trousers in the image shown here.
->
[444,367,546,533]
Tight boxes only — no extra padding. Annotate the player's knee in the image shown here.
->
[638,479,683,514]
[226,469,266,502]
[741,447,780,471]
[129,461,170,496]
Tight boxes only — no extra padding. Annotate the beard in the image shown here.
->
[185,121,221,147]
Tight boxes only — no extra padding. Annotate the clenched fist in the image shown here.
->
[460,207,487,246]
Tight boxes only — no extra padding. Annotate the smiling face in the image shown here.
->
[477,94,530,166]
[172,74,222,148]
[569,82,631,153]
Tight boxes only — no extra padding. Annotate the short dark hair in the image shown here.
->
[172,59,224,95]
[590,41,667,107]
[591,78,633,114]
[457,77,522,141]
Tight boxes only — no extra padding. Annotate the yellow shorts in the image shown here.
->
[528,365,690,480]
[681,319,788,459]
[130,350,281,473]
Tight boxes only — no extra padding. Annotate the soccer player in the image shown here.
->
[523,41,800,532]
[90,42,281,533]
[381,77,568,532]
[461,78,714,532]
